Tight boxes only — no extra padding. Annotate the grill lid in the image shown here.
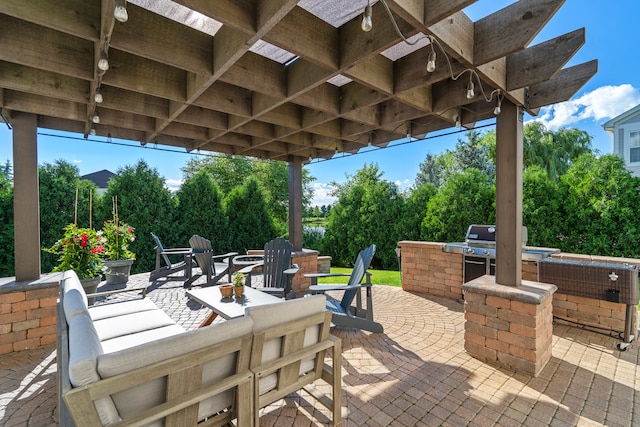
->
[465,225,528,247]
[466,225,496,244]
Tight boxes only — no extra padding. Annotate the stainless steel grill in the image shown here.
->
[442,224,557,283]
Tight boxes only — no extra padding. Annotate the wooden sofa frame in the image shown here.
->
[57,287,342,426]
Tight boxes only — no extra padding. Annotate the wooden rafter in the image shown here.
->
[0,0,596,162]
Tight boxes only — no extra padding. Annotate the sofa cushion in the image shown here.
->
[245,295,327,394]
[93,309,177,341]
[62,270,89,320]
[88,298,158,321]
[67,312,120,425]
[97,316,254,423]
[101,324,185,354]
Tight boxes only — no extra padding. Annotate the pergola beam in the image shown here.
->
[507,28,586,91]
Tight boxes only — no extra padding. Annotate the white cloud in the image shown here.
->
[533,84,640,130]
[311,182,336,207]
[72,159,82,164]
[395,179,411,189]
[165,178,183,192]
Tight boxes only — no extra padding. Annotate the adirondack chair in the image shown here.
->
[306,244,383,333]
[185,235,238,288]
[149,232,192,282]
[239,237,299,299]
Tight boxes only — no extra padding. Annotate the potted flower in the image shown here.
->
[100,218,136,285]
[232,272,245,298]
[46,223,104,303]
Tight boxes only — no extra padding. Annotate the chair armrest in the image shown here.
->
[309,284,361,293]
[238,261,265,274]
[161,248,192,254]
[304,273,351,278]
[211,251,239,260]
[284,264,299,275]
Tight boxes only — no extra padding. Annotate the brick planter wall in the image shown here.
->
[0,274,61,356]
[398,241,463,300]
[398,242,639,346]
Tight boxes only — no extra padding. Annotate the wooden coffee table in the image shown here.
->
[187,284,282,327]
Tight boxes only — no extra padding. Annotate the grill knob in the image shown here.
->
[483,250,490,256]
[464,247,475,255]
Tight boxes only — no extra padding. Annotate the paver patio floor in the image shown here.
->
[1,272,639,426]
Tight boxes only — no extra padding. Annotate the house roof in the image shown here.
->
[81,169,116,188]
[0,0,596,163]
[603,103,640,131]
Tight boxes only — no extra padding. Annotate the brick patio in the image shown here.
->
[1,272,639,426]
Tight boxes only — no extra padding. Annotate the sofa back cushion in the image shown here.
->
[67,312,120,425]
[61,270,90,320]
[245,295,327,393]
[97,316,253,424]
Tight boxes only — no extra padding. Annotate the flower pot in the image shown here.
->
[80,276,101,305]
[220,284,233,298]
[104,259,134,285]
[234,285,244,298]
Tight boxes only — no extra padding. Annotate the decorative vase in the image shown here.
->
[234,285,244,298]
[80,276,101,305]
[103,259,134,285]
[220,284,233,298]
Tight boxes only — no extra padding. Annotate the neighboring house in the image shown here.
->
[603,104,640,177]
[81,169,115,195]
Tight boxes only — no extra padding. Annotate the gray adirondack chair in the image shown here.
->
[239,237,299,299]
[149,232,192,282]
[186,235,238,289]
[306,244,383,333]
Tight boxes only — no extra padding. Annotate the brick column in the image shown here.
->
[291,250,318,293]
[462,275,556,376]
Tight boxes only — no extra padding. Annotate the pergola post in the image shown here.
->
[12,112,41,281]
[288,157,303,251]
[495,99,523,287]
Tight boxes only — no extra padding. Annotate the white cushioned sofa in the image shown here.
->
[57,270,341,427]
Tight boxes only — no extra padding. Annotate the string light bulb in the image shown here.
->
[114,0,128,23]
[494,94,502,115]
[89,128,96,136]
[94,87,103,104]
[454,114,461,127]
[97,51,109,72]
[426,50,436,73]
[466,80,475,99]
[91,110,100,124]
[361,2,373,32]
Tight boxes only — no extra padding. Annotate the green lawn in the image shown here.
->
[316,267,401,287]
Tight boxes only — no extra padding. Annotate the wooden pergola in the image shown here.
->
[1,0,596,282]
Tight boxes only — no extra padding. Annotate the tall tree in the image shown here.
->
[323,164,404,269]
[421,168,495,242]
[182,155,314,234]
[397,183,437,241]
[101,160,175,274]
[558,154,640,257]
[175,170,228,252]
[524,122,593,181]
[522,166,563,247]
[224,177,277,254]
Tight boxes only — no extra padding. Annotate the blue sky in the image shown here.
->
[2,0,639,206]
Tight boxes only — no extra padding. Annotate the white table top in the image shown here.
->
[187,284,282,320]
